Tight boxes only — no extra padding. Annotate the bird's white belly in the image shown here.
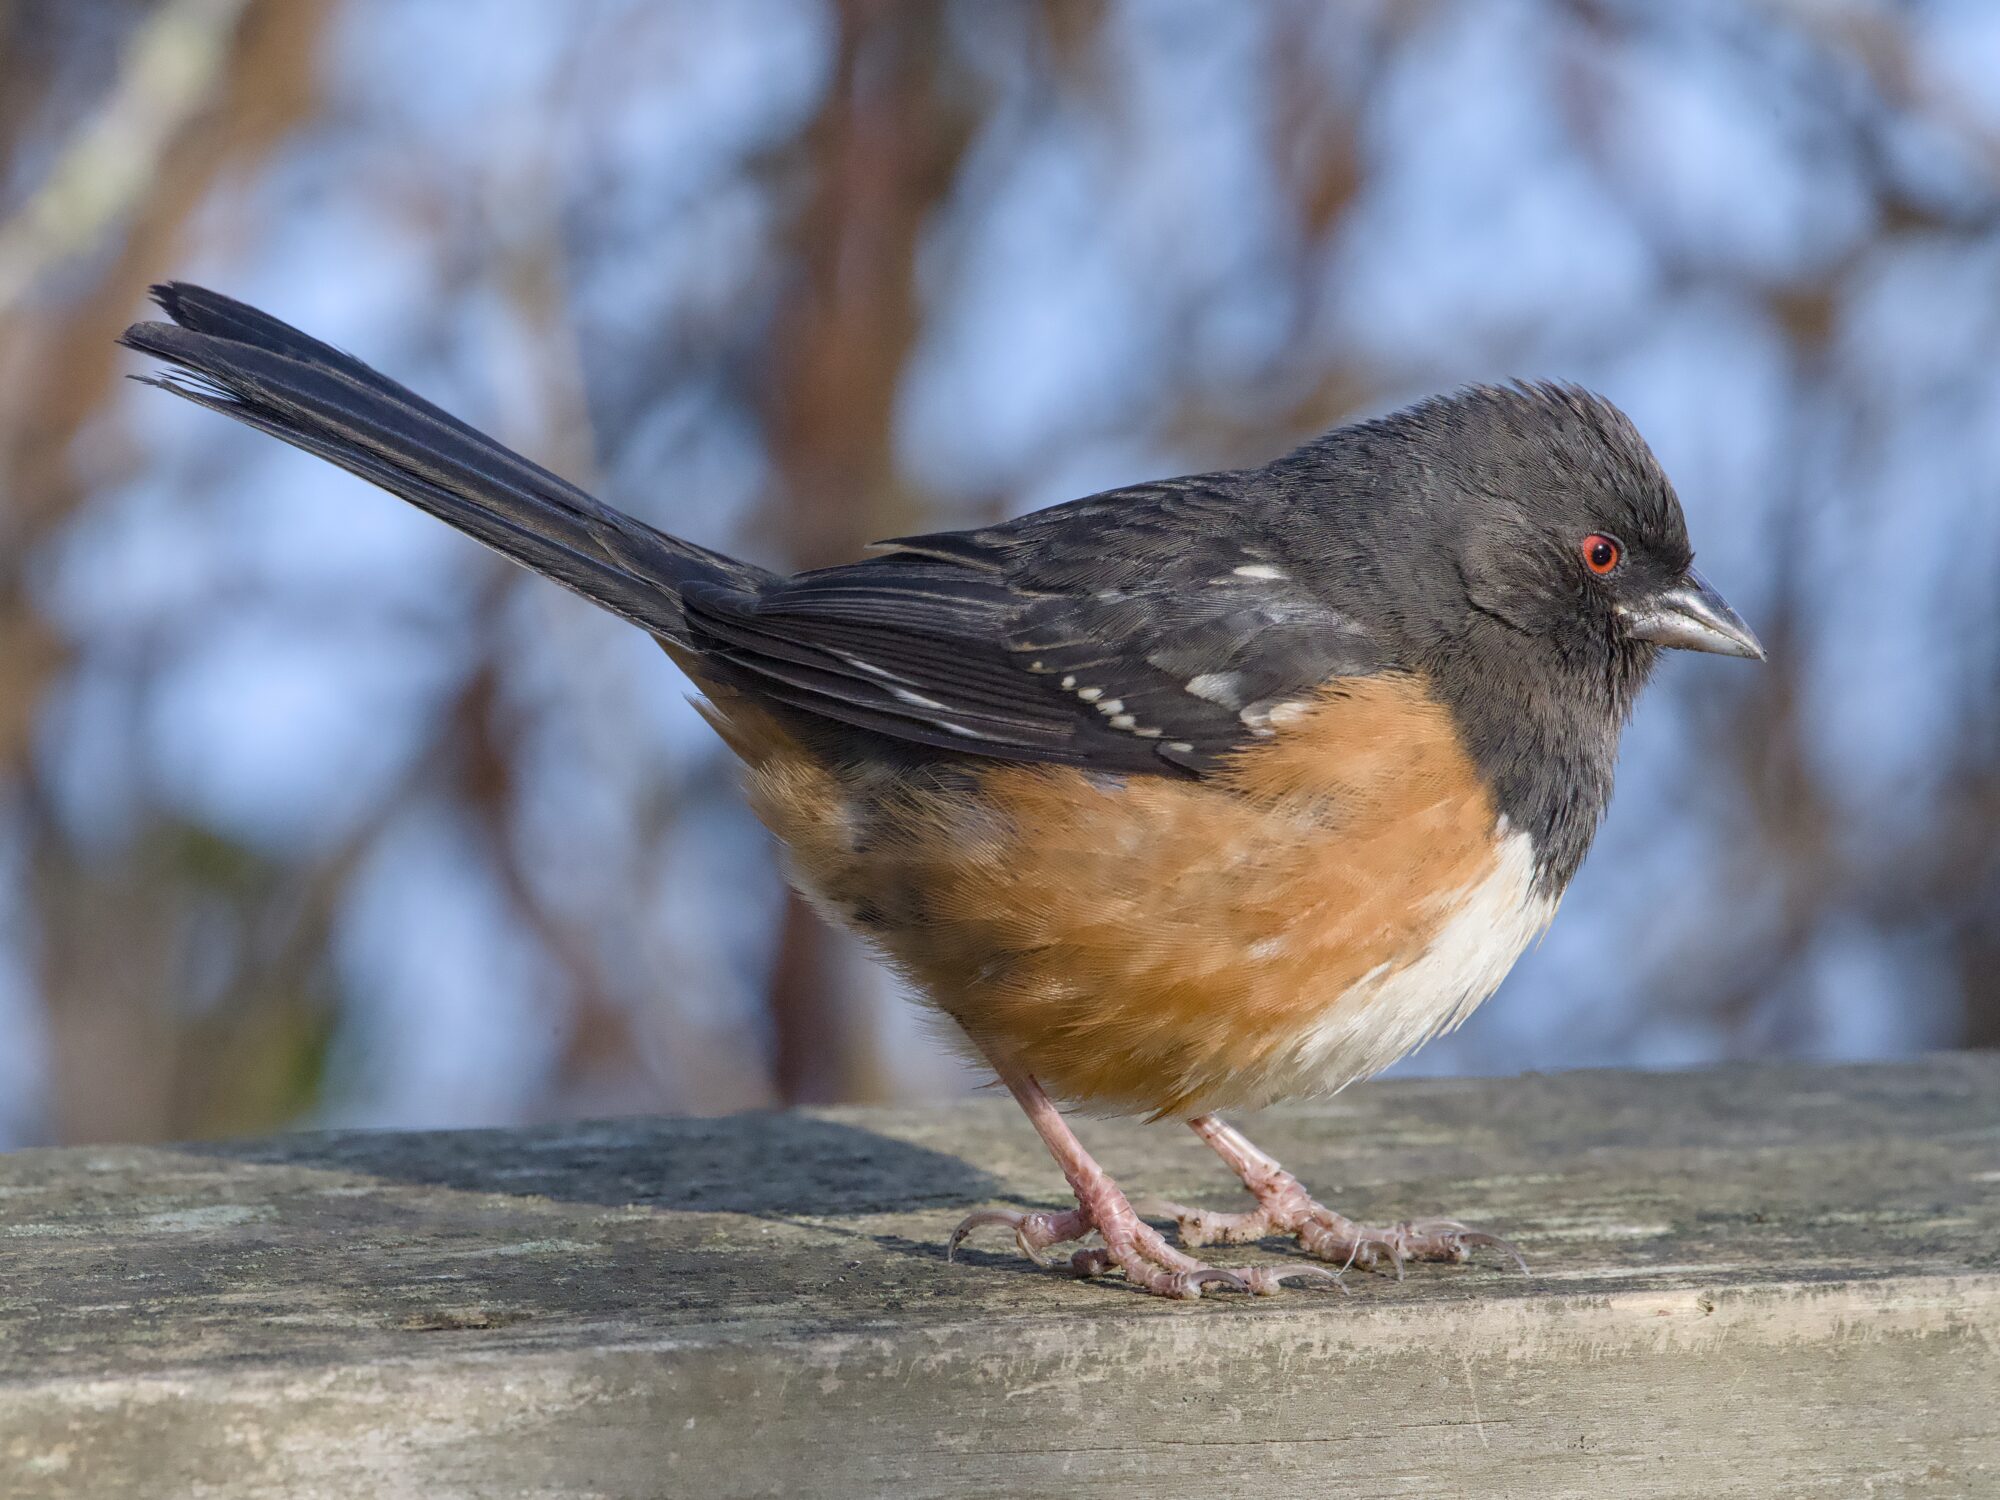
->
[1241,825,1558,1107]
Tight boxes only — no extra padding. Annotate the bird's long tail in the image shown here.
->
[118,283,771,646]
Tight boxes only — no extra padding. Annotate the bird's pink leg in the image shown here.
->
[1163,1114,1527,1277]
[949,1062,1336,1298]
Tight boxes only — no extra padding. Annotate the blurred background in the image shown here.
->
[0,0,1994,1148]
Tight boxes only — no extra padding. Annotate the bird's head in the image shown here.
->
[1311,382,1763,684]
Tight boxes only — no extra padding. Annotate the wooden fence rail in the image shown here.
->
[1,1056,1995,1498]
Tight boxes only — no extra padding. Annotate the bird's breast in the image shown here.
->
[734,673,1558,1117]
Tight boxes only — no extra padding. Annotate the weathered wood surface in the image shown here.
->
[0,1057,1995,1499]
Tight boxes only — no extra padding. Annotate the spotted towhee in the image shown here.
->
[122,285,1761,1299]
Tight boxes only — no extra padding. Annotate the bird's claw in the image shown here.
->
[948,1206,1090,1268]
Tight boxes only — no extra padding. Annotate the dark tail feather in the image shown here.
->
[119,283,771,645]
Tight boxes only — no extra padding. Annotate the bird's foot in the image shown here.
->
[1167,1116,1528,1278]
[950,1181,1340,1299]
[1169,1188,1525,1277]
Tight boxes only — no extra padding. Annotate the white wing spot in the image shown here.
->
[1094,698,1124,716]
[1185,673,1242,707]
[1108,713,1137,731]
[1077,686,1104,703]
[1060,675,1077,691]
[1232,563,1286,580]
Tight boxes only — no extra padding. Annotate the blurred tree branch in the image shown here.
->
[0,0,336,1143]
[0,0,254,319]
[753,0,976,1104]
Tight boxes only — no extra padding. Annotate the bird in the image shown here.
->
[120,283,1762,1299]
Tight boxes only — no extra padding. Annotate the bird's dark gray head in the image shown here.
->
[1297,382,1761,677]
[1271,381,1762,890]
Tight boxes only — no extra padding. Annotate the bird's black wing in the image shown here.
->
[684,477,1388,775]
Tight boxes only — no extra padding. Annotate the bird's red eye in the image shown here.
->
[1582,533,1622,576]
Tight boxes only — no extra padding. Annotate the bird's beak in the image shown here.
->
[1617,568,1765,660]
